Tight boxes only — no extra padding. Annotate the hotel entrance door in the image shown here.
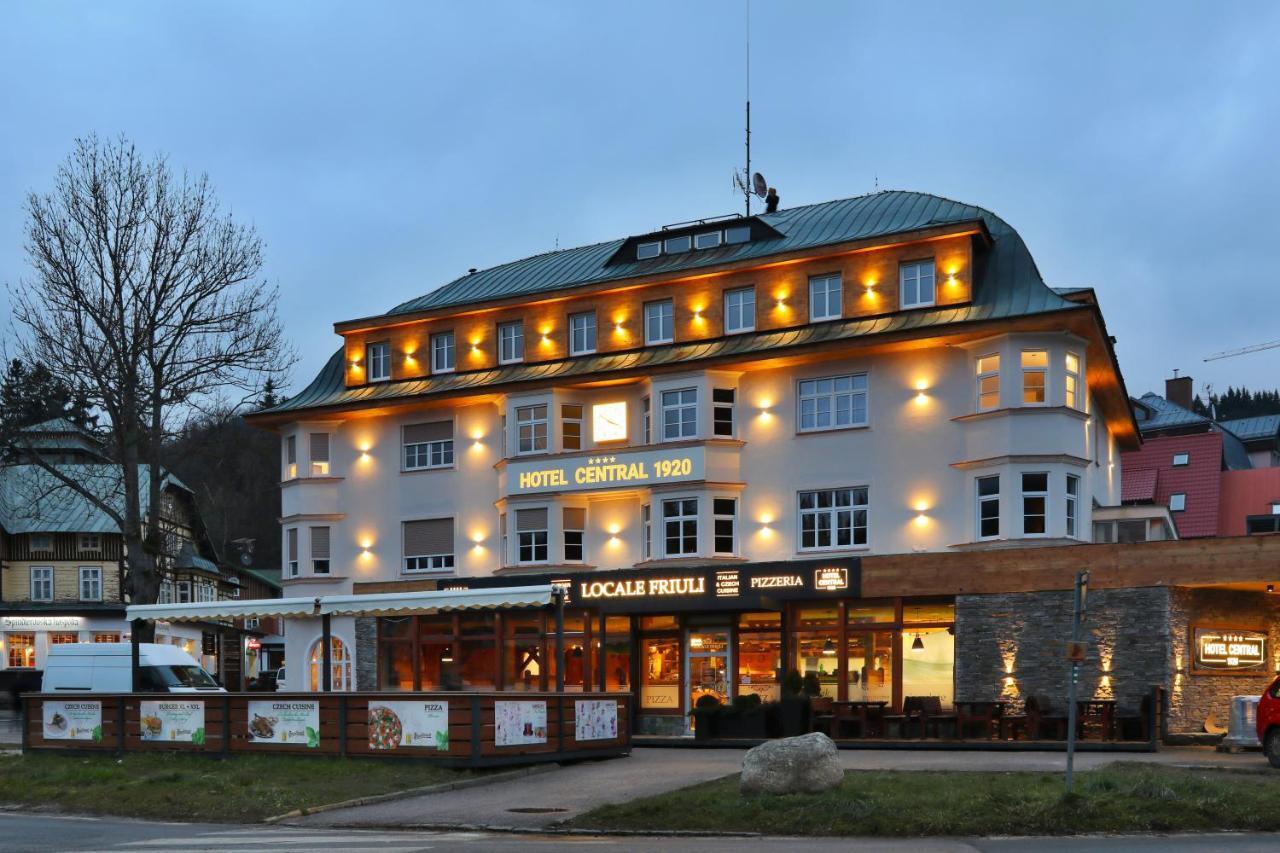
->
[686,628,730,732]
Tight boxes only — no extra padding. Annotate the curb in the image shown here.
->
[264,763,558,824]
[314,821,763,838]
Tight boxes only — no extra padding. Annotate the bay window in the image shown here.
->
[1021,472,1048,535]
[516,508,549,564]
[661,388,697,440]
[563,507,585,562]
[1065,352,1081,409]
[976,354,1000,410]
[516,404,549,454]
[976,475,1000,540]
[713,498,737,555]
[662,498,698,557]
[1021,351,1048,404]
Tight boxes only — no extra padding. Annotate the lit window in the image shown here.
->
[1065,352,1081,409]
[641,504,652,560]
[6,633,35,668]
[516,508,549,563]
[431,331,455,373]
[809,273,842,322]
[645,300,674,345]
[30,567,53,601]
[976,354,1000,410]
[284,435,297,479]
[663,498,699,557]
[563,507,585,562]
[1066,474,1079,538]
[798,373,868,432]
[79,566,102,601]
[403,421,454,470]
[310,527,331,574]
[664,235,691,254]
[1021,472,1048,535]
[713,498,737,555]
[724,287,755,334]
[799,487,869,550]
[516,404,549,454]
[562,404,584,451]
[309,433,330,476]
[900,259,936,308]
[1021,351,1048,405]
[1169,493,1187,512]
[694,231,722,250]
[403,519,455,573]
[367,341,391,381]
[712,389,736,438]
[636,241,661,260]
[976,476,1000,540]
[1172,452,1189,466]
[287,529,299,577]
[569,312,597,355]
[498,321,524,364]
[661,388,698,440]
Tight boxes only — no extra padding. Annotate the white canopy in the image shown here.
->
[126,596,320,623]
[319,584,555,617]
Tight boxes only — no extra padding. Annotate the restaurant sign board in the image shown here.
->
[42,700,102,741]
[140,700,205,745]
[2,616,86,631]
[506,446,704,496]
[1192,627,1269,675]
[368,700,449,751]
[247,700,321,747]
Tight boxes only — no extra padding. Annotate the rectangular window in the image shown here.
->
[661,388,697,440]
[977,354,1000,410]
[725,225,751,244]
[79,566,102,601]
[516,404,549,454]
[799,487,869,550]
[1065,474,1080,538]
[367,341,391,381]
[159,581,174,604]
[1169,493,1187,512]
[569,312,597,355]
[1065,352,1080,409]
[516,508,549,563]
[644,300,674,345]
[798,373,868,431]
[49,632,78,646]
[641,504,652,560]
[724,287,755,334]
[561,404,583,451]
[1021,351,1048,404]
[977,476,1000,539]
[808,273,842,321]
[636,241,661,260]
[499,513,508,567]
[498,321,524,364]
[403,518,455,573]
[713,498,737,556]
[287,528,299,577]
[1021,472,1049,535]
[663,234,691,254]
[1172,452,1190,466]
[712,388,736,437]
[663,498,698,557]
[285,435,297,479]
[694,231,722,250]
[177,581,192,603]
[78,533,101,552]
[642,396,651,444]
[310,526,331,574]
[30,567,53,602]
[431,331,455,373]
[403,421,454,470]
[900,259,936,308]
[29,534,52,553]
[6,634,34,668]
[563,507,585,563]
[309,432,330,476]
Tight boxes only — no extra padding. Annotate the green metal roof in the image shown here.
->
[1219,414,1280,443]
[267,190,1086,416]
[0,464,186,535]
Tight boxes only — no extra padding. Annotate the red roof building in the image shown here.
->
[1122,430,1225,537]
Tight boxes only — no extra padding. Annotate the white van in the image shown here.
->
[41,643,226,694]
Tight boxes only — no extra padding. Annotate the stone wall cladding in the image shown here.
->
[1167,587,1280,733]
[355,616,378,691]
[956,587,1170,717]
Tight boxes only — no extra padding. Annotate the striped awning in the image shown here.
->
[318,585,555,617]
[126,597,320,622]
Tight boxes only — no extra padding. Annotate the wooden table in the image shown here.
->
[954,700,1006,739]
[833,700,888,738]
[1077,700,1118,740]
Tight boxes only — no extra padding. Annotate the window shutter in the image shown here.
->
[310,527,330,559]
[563,507,586,531]
[403,421,453,444]
[310,433,330,462]
[286,435,296,464]
[516,508,548,531]
[403,519,453,556]
[287,528,298,560]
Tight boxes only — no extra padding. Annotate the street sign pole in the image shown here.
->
[1065,570,1089,792]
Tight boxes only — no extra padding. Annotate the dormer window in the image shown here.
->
[367,341,391,382]
[725,225,751,244]
[636,241,661,260]
[694,231,722,250]
[900,259,936,309]
[498,321,524,364]
[664,235,692,254]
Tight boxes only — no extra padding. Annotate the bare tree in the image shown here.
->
[7,134,293,631]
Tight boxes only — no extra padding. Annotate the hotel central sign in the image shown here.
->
[506,446,705,496]
[1192,626,1269,675]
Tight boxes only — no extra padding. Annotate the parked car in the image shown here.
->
[41,643,226,694]
[1257,675,1280,766]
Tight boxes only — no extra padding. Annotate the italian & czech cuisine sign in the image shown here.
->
[1192,627,1269,674]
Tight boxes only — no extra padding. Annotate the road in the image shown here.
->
[2,812,1280,852]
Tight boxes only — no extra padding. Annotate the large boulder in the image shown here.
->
[739,732,844,795]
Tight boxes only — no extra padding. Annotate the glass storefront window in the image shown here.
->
[793,631,840,698]
[604,616,632,691]
[902,627,954,706]
[641,636,680,710]
[795,606,838,630]
[92,632,120,643]
[49,633,79,645]
[904,602,955,624]
[379,641,414,690]
[641,615,679,631]
[6,634,35,668]
[419,640,452,689]
[846,630,893,703]
[738,613,781,702]
[847,600,895,625]
[505,613,544,691]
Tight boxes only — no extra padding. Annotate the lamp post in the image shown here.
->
[1065,570,1089,792]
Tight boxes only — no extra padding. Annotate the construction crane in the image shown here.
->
[1204,339,1280,362]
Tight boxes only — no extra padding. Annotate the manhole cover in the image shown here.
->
[507,807,569,814]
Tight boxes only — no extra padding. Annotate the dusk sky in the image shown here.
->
[2,2,1277,404]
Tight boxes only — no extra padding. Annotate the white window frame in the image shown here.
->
[405,554,455,573]
[694,231,722,250]
[976,354,1000,411]
[663,234,691,254]
[724,286,755,334]
[287,528,299,578]
[366,341,391,382]
[431,331,456,374]
[561,404,584,452]
[808,273,842,322]
[662,497,699,557]
[309,432,330,477]
[1021,350,1048,406]
[798,487,869,551]
[498,321,524,365]
[310,526,331,575]
[712,497,737,556]
[1065,473,1080,538]
[976,476,1000,541]
[30,566,53,602]
[641,396,651,444]
[1172,452,1190,467]
[797,373,869,432]
[285,435,297,479]
[641,504,652,560]
[645,300,674,345]
[1169,493,1187,512]
[404,436,454,471]
[712,388,736,438]
[1064,352,1081,410]
[636,241,661,260]
[563,513,585,563]
[1021,472,1049,536]
[177,580,192,603]
[79,566,102,602]
[569,312,597,356]
[518,524,549,565]
[516,404,549,455]
[899,259,936,309]
[660,388,698,441]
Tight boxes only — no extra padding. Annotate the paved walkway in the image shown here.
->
[289,746,1271,831]
[0,712,21,747]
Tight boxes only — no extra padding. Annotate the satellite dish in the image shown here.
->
[752,172,768,198]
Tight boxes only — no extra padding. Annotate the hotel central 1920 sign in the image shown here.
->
[1191,626,1269,675]
[506,446,705,495]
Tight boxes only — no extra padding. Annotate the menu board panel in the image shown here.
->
[43,700,101,741]
[247,700,320,747]
[367,700,449,751]
[574,699,618,742]
[495,700,547,746]
[140,700,205,745]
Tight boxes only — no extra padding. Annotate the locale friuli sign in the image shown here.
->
[506,446,705,496]
[1192,627,1269,675]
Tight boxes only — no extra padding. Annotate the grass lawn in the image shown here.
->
[0,752,476,823]
[569,763,1280,837]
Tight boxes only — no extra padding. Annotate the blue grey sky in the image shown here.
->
[2,1,1278,402]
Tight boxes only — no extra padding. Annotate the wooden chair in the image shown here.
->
[1025,695,1068,740]
[957,701,1002,739]
[1116,694,1152,741]
[809,696,835,736]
